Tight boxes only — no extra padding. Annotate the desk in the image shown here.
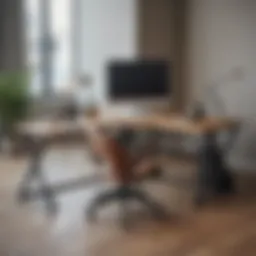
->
[85,114,236,134]
[83,114,239,204]
[17,114,239,210]
[17,120,99,212]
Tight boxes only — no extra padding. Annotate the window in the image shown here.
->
[25,0,72,96]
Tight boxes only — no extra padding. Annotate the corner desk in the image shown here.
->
[83,113,239,204]
[17,114,239,210]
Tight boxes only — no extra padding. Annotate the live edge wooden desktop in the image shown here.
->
[17,113,239,211]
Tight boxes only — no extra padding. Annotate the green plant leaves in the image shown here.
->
[0,71,29,129]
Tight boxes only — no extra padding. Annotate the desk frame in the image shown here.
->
[17,116,238,211]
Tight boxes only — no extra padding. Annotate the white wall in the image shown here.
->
[79,0,138,107]
[187,0,256,170]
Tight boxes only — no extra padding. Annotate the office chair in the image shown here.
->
[86,128,168,226]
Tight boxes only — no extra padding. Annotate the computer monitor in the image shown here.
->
[108,60,171,101]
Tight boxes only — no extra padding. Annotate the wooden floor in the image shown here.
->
[0,145,256,256]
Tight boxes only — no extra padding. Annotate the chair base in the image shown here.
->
[86,186,168,227]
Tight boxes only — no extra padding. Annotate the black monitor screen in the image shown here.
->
[108,60,170,100]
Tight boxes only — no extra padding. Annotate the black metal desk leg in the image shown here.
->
[18,146,42,201]
[17,140,57,213]
[195,132,234,205]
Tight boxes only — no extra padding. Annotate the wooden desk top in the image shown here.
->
[83,114,238,135]
[18,120,83,139]
[18,114,238,139]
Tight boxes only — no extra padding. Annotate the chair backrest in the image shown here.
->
[90,129,134,184]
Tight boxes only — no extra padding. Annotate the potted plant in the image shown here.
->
[0,71,29,152]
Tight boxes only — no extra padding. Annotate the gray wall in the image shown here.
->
[75,0,187,111]
[76,0,138,107]
[187,0,256,171]
[0,0,25,70]
[138,0,188,110]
